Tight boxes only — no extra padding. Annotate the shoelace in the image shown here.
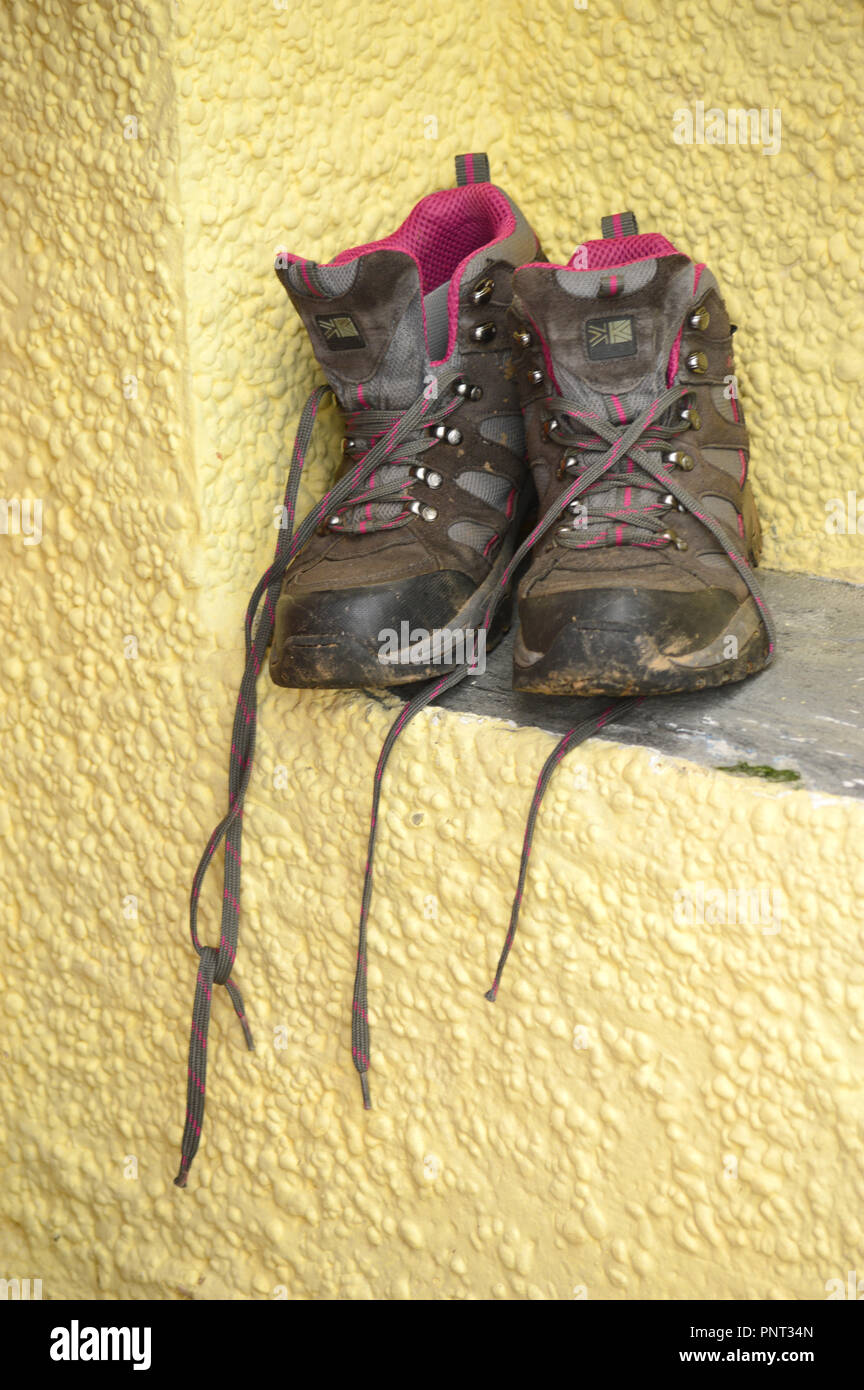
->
[175,368,462,1186]
[553,372,736,551]
[328,403,461,534]
[176,376,776,1182]
[555,419,693,548]
[545,387,778,631]
[348,381,776,1106]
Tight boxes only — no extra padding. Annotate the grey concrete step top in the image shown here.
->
[424,571,864,801]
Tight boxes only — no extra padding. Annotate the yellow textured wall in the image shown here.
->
[2,0,863,1300]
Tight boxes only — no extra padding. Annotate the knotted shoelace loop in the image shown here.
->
[351,383,776,1106]
[175,369,462,1186]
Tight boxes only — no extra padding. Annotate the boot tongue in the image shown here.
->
[513,231,696,422]
[513,224,704,574]
[277,247,432,412]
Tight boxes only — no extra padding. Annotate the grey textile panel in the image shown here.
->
[423,281,451,361]
[701,447,747,479]
[287,260,359,297]
[448,520,498,552]
[478,413,525,457]
[456,469,513,510]
[556,259,657,298]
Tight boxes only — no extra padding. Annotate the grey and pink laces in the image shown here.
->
[175,369,463,1184]
[174,368,775,1188]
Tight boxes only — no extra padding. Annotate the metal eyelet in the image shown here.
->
[454,380,483,401]
[665,450,695,471]
[542,419,560,439]
[471,276,495,305]
[341,437,354,454]
[557,503,587,534]
[408,500,437,522]
[328,514,342,528]
[662,528,689,551]
[679,405,701,431]
[686,351,708,374]
[411,465,442,488]
[662,494,686,512]
[529,369,544,385]
[433,425,462,445]
[513,330,532,347]
[472,322,496,343]
[557,452,579,479]
[689,306,710,330]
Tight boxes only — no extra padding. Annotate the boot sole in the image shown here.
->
[512,594,772,697]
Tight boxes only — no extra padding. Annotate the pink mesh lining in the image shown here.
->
[280,183,531,365]
[567,234,680,270]
[329,183,516,296]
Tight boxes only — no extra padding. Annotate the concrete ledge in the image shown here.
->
[429,571,864,800]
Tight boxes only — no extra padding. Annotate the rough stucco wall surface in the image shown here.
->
[1,0,863,1302]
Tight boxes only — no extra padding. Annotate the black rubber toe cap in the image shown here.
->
[270,570,477,688]
[519,586,738,658]
[513,585,767,696]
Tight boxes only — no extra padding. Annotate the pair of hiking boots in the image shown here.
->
[174,155,775,1187]
[269,153,773,698]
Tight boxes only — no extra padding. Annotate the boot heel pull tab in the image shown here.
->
[600,211,639,238]
[455,152,490,185]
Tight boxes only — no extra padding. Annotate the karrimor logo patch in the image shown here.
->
[585,315,636,361]
[315,313,365,350]
[49,1320,152,1371]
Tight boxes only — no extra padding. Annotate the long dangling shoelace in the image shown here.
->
[176,375,776,1181]
[175,368,463,1186]
[349,381,776,1106]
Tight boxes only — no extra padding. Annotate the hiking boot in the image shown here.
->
[509,215,773,696]
[269,153,542,688]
